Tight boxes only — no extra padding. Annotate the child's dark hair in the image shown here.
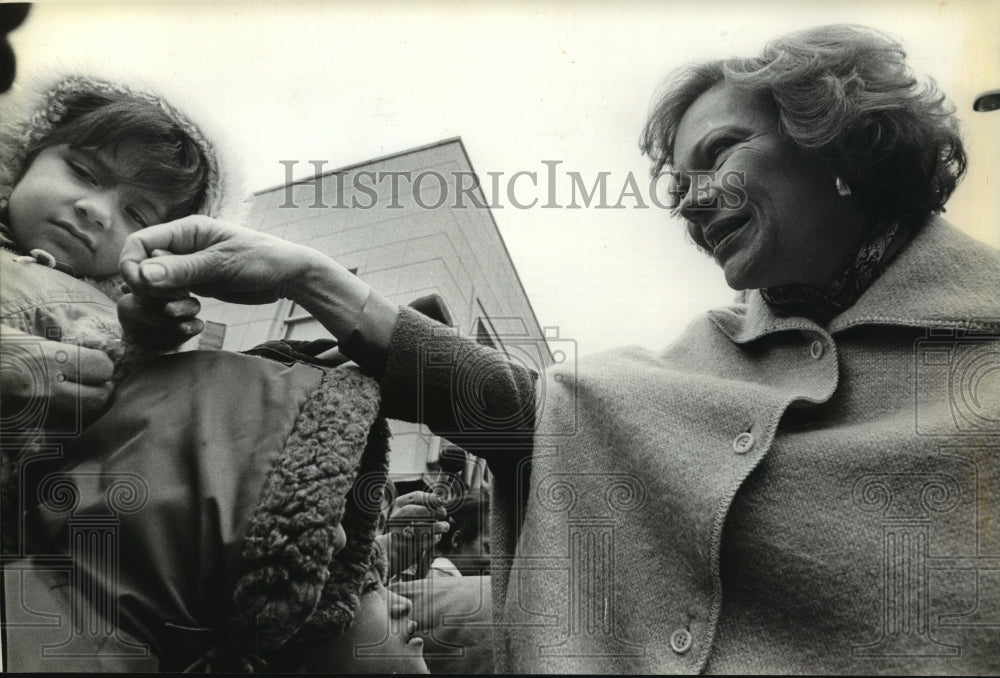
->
[21,92,210,222]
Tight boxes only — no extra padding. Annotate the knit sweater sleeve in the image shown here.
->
[346,301,538,478]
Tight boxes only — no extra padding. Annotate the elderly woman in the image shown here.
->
[119,24,998,674]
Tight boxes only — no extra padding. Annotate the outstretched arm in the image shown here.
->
[117,216,537,470]
[119,216,384,347]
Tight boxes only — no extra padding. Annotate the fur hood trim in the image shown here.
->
[0,71,246,224]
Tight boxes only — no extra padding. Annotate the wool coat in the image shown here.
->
[377,216,1000,674]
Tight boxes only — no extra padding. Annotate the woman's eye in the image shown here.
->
[709,139,735,165]
[362,579,380,595]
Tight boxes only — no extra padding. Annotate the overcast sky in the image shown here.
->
[8,0,999,356]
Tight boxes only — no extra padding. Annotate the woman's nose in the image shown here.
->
[677,180,722,224]
[387,589,412,619]
[74,193,114,231]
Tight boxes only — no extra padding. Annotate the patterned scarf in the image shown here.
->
[760,221,910,322]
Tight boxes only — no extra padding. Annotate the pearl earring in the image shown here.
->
[835,176,852,197]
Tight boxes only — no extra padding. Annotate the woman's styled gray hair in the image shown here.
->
[640,24,967,228]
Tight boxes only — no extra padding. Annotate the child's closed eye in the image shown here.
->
[125,206,151,228]
[68,160,99,185]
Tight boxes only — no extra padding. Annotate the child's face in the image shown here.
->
[297,563,429,674]
[7,143,172,278]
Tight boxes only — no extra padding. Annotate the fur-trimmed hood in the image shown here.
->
[0,73,248,376]
[0,71,246,225]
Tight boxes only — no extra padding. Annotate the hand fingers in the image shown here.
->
[118,292,200,329]
[386,513,434,529]
[392,491,446,517]
[390,504,447,524]
[142,248,193,299]
[387,517,451,531]
[393,491,441,508]
[120,216,235,295]
[1,340,108,401]
[386,518,450,541]
[121,259,191,302]
[9,364,114,418]
[122,252,220,301]
[117,293,205,346]
[118,292,199,321]
[57,344,115,386]
[393,526,438,552]
[399,521,451,538]
[1,338,114,424]
[117,292,157,329]
[119,216,221,265]
[163,297,201,318]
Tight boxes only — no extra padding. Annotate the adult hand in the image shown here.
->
[118,258,205,350]
[0,325,114,427]
[390,489,449,519]
[119,216,329,306]
[379,491,450,579]
[119,216,371,345]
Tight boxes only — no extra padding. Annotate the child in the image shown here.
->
[0,74,240,552]
[0,75,423,673]
[293,538,430,674]
[0,73,239,363]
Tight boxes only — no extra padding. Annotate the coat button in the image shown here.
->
[670,628,692,654]
[809,340,824,359]
[732,432,755,454]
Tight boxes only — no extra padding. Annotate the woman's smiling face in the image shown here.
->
[671,83,870,291]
